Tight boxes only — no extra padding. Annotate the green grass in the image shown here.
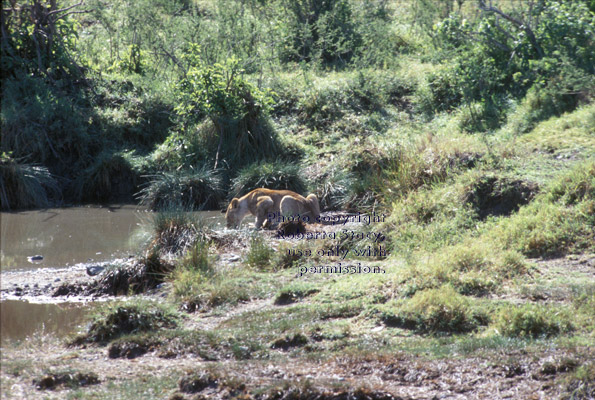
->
[230,160,308,198]
[377,285,482,335]
[493,303,573,339]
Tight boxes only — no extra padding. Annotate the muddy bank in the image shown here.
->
[0,264,99,302]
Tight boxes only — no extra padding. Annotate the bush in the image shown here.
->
[230,161,307,198]
[1,75,93,173]
[137,168,224,211]
[0,154,60,210]
[175,54,284,173]
[429,1,595,126]
[278,0,361,67]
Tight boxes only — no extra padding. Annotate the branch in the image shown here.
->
[477,0,544,58]
[46,1,84,18]
[53,9,92,21]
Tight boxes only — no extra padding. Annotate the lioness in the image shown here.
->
[225,188,320,229]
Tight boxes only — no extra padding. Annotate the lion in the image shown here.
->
[225,188,320,229]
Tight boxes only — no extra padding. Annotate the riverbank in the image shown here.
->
[2,285,593,400]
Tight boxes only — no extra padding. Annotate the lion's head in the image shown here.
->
[225,198,242,228]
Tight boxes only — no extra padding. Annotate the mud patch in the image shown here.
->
[88,252,173,296]
[34,372,99,390]
[179,372,219,394]
[255,387,397,400]
[271,333,309,351]
[108,341,151,359]
[465,176,538,220]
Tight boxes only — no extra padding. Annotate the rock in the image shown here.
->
[86,265,105,276]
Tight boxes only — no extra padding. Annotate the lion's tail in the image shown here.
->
[306,194,321,218]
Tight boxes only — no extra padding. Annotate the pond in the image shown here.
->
[0,300,90,344]
[0,205,226,343]
[1,205,225,271]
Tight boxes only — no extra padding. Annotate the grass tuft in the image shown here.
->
[0,154,60,210]
[137,168,223,211]
[230,161,307,199]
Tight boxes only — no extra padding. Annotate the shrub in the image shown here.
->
[175,54,284,172]
[278,0,361,67]
[230,161,307,198]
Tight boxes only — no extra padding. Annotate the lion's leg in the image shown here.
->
[255,196,274,229]
[306,194,321,219]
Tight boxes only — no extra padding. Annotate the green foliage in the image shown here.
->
[1,1,82,79]
[1,74,93,171]
[426,1,595,130]
[381,285,480,334]
[494,303,572,338]
[230,161,307,198]
[278,0,361,66]
[137,168,224,211]
[175,50,284,172]
[176,52,274,123]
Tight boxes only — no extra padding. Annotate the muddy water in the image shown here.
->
[0,206,226,342]
[1,205,225,271]
[0,300,89,344]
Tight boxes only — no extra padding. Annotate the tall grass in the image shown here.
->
[0,155,60,210]
[137,168,224,211]
[230,161,307,198]
[150,206,209,255]
[75,152,138,203]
